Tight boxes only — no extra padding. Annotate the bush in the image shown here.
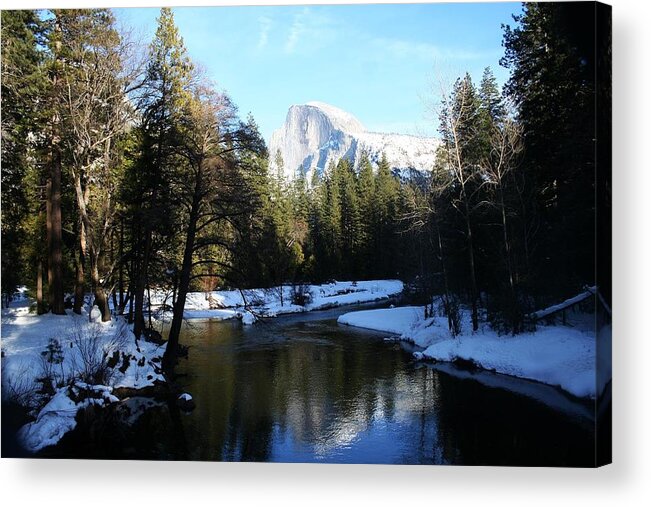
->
[439,295,462,338]
[291,283,313,307]
[37,338,67,392]
[486,290,533,335]
[1,365,39,409]
[69,321,129,386]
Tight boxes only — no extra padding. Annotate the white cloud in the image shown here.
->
[370,37,500,63]
[284,8,337,55]
[257,16,272,50]
[284,8,308,54]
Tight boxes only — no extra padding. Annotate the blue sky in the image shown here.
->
[115,3,523,142]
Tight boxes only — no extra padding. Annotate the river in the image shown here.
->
[45,303,597,465]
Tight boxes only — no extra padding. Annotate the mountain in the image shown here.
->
[268,102,439,181]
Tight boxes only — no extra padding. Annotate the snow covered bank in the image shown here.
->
[2,306,166,452]
[150,279,403,322]
[338,305,608,399]
[337,306,422,335]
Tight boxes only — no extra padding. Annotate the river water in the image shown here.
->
[140,304,594,465]
[44,303,597,465]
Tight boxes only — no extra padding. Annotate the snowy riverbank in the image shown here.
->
[150,279,404,324]
[1,279,403,452]
[338,305,610,399]
[1,304,166,453]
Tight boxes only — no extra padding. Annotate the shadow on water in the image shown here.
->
[25,302,599,465]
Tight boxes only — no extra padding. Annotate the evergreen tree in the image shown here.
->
[336,159,361,278]
[356,152,376,279]
[130,7,195,337]
[501,2,597,300]
[373,153,399,278]
[479,67,505,124]
[0,10,45,305]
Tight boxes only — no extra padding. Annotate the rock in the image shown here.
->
[142,328,165,345]
[177,393,195,412]
[268,102,439,182]
[112,382,169,401]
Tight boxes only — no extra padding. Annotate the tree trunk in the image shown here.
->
[499,185,520,333]
[73,221,86,314]
[37,260,46,315]
[118,217,124,309]
[463,197,479,332]
[164,176,202,372]
[47,21,65,316]
[73,252,85,314]
[47,151,66,315]
[90,254,111,322]
[435,221,456,335]
[134,212,153,338]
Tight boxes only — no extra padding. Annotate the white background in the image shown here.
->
[2,0,650,505]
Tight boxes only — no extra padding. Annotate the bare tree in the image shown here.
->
[435,75,487,332]
[59,10,142,321]
[480,111,525,332]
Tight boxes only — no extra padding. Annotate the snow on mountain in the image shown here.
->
[268,102,438,181]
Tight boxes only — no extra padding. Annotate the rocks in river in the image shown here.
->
[177,392,195,412]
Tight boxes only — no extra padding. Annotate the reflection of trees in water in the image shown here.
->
[170,320,595,465]
[210,326,421,460]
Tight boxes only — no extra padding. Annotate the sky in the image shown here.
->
[114,2,523,142]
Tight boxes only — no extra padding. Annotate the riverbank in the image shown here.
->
[150,279,404,323]
[338,305,611,399]
[1,303,167,453]
[1,279,403,453]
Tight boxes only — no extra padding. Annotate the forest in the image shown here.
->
[1,3,610,374]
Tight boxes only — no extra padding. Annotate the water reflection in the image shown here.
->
[169,310,595,466]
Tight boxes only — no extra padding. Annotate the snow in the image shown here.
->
[16,383,119,453]
[419,326,597,398]
[240,311,257,325]
[338,306,422,335]
[178,393,193,402]
[268,102,438,181]
[89,305,102,322]
[149,279,403,323]
[17,388,80,452]
[338,304,608,399]
[2,304,166,452]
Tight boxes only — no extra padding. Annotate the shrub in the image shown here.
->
[291,283,312,307]
[69,321,129,385]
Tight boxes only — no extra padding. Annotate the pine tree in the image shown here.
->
[356,152,376,279]
[479,67,505,124]
[337,159,361,278]
[501,2,597,300]
[373,153,399,278]
[131,7,195,338]
[1,10,45,306]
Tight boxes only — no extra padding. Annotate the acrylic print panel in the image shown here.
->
[0,1,611,466]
